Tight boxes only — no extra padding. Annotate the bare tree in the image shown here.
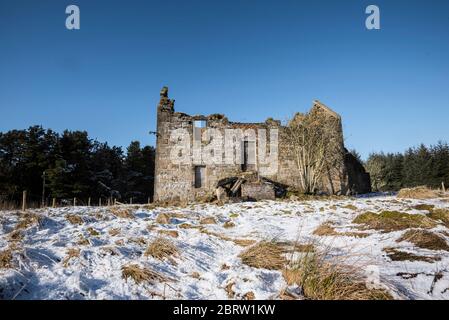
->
[284,111,344,194]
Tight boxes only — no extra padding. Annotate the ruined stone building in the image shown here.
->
[154,87,370,202]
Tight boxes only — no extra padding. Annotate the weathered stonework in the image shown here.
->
[241,182,276,201]
[154,87,370,202]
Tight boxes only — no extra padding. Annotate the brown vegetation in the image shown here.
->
[200,217,217,225]
[155,213,171,224]
[283,251,393,300]
[352,211,436,232]
[397,186,440,199]
[0,249,13,269]
[157,229,179,238]
[110,207,134,219]
[239,241,286,270]
[383,247,440,263]
[145,237,178,261]
[122,264,168,285]
[66,215,83,225]
[62,248,80,267]
[397,230,449,251]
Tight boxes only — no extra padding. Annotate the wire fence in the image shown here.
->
[0,191,152,211]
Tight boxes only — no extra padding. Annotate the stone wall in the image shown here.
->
[241,182,276,201]
[153,87,370,202]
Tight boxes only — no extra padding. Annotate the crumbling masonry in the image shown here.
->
[154,87,370,202]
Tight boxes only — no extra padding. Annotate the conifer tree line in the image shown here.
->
[364,142,449,192]
[0,126,155,206]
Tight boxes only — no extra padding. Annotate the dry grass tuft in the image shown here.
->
[121,264,167,284]
[191,272,201,279]
[353,211,436,232]
[397,186,440,199]
[0,249,13,269]
[8,230,23,242]
[313,222,369,238]
[145,237,179,261]
[66,215,83,225]
[200,217,217,225]
[77,236,90,246]
[108,228,121,236]
[178,223,199,229]
[239,241,286,270]
[110,207,134,219]
[62,248,80,267]
[232,239,257,247]
[342,204,358,211]
[284,251,393,300]
[87,227,100,236]
[16,213,41,230]
[383,247,440,263]
[290,243,316,253]
[413,204,435,211]
[243,291,255,300]
[155,213,171,224]
[223,221,236,228]
[157,229,179,238]
[428,208,449,227]
[397,230,449,251]
[225,281,235,298]
[313,222,338,236]
[101,246,119,256]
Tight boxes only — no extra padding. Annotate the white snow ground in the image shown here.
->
[1,195,449,300]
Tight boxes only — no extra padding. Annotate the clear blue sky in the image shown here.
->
[1,0,448,159]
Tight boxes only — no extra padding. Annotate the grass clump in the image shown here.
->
[313,222,369,238]
[110,207,134,219]
[397,230,449,251]
[155,213,171,224]
[16,213,41,230]
[157,229,179,238]
[66,215,83,225]
[223,221,236,228]
[413,204,435,211]
[178,223,199,229]
[353,211,436,232]
[383,247,439,263]
[145,237,178,261]
[283,252,393,300]
[87,227,100,236]
[428,208,449,227]
[313,223,337,236]
[239,241,286,270]
[342,204,358,211]
[0,249,13,269]
[62,248,80,267]
[200,217,217,225]
[108,228,121,236]
[397,186,440,199]
[122,264,167,285]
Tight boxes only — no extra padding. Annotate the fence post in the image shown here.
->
[73,197,77,207]
[443,182,446,193]
[22,190,27,212]
[114,198,117,206]
[52,198,56,208]
[99,198,102,206]
[88,197,91,207]
[130,197,132,205]
[148,197,150,205]
[107,198,110,206]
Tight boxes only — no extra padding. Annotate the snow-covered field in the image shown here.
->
[1,195,449,300]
